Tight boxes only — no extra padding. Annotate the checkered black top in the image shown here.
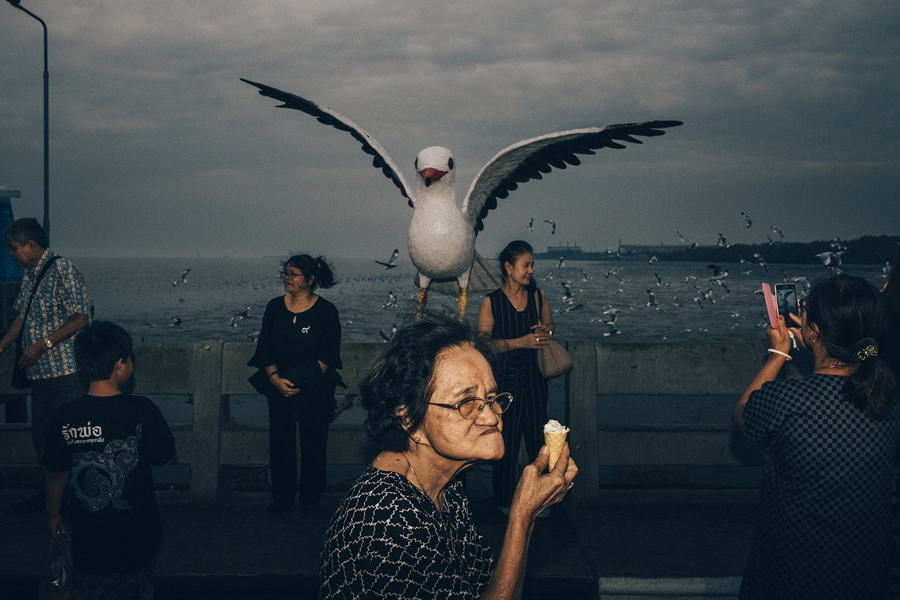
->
[740,374,900,599]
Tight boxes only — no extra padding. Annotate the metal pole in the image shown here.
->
[6,1,50,243]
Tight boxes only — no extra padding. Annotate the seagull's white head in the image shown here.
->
[415,146,455,189]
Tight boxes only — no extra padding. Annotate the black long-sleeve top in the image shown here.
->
[250,295,342,375]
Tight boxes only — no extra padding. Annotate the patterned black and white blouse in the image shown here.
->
[740,374,900,599]
[320,466,494,599]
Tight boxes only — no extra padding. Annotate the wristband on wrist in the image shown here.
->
[767,349,792,361]
[268,371,279,379]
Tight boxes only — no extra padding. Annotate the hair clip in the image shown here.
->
[856,344,878,361]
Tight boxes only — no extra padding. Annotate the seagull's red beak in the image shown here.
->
[419,168,447,185]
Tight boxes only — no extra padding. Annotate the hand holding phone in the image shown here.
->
[763,283,800,329]
[775,283,800,327]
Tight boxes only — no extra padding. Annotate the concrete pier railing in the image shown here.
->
[0,341,766,505]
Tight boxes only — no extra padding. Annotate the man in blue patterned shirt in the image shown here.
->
[0,218,90,512]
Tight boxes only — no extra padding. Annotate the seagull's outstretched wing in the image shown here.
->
[241,78,415,206]
[462,121,682,231]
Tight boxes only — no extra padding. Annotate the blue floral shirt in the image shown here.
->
[13,249,90,380]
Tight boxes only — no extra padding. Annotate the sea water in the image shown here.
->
[76,256,885,346]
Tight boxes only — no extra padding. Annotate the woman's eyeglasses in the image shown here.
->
[428,392,514,420]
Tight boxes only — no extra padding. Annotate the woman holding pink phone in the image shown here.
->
[733,275,898,599]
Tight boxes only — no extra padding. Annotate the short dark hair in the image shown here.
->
[75,321,134,382]
[282,254,336,290]
[360,315,495,452]
[4,218,48,249]
[805,274,896,418]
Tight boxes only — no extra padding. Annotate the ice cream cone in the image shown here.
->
[544,430,568,471]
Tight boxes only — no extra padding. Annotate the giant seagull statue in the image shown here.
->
[242,78,682,321]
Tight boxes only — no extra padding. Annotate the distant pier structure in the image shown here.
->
[533,239,687,261]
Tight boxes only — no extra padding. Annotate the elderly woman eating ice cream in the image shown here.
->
[319,317,577,600]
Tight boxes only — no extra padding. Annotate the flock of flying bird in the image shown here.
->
[148,215,889,344]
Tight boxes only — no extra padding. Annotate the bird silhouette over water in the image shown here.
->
[172,268,190,286]
[229,306,251,328]
[375,249,400,270]
[242,78,682,321]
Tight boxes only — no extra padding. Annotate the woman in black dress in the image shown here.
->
[733,275,899,599]
[477,241,554,512]
[249,254,342,514]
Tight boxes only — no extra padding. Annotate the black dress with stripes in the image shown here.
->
[486,287,549,507]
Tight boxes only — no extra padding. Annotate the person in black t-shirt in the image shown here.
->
[43,321,175,600]
[248,254,343,515]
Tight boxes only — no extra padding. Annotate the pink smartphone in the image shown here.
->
[762,283,779,328]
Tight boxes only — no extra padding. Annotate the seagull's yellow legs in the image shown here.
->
[457,288,468,323]
[416,288,428,322]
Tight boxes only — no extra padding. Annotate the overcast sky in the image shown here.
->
[2,0,898,259]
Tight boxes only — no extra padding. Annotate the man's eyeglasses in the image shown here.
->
[428,392,513,420]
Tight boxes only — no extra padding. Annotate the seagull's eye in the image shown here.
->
[448,157,454,170]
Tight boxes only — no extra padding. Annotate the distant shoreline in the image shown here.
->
[534,234,899,265]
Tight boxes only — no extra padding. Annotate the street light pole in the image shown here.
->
[6,0,50,243]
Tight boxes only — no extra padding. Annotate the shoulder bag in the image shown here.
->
[534,289,573,379]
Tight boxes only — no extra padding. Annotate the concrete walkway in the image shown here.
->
[0,486,760,599]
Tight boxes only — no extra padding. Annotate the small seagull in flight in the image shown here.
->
[375,249,400,270]
[654,273,670,288]
[605,267,623,282]
[741,211,752,228]
[169,317,183,327]
[648,255,658,264]
[770,225,784,239]
[379,324,398,342]
[544,219,557,235]
[526,218,534,232]
[752,252,768,271]
[816,250,844,273]
[229,306,251,328]
[561,281,576,304]
[716,233,729,248]
[646,289,658,308]
[173,268,190,286]
[557,256,566,269]
[602,308,621,336]
[675,230,697,250]
[382,290,398,309]
[580,269,590,282]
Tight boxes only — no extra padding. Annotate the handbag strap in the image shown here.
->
[533,288,543,325]
[17,255,61,343]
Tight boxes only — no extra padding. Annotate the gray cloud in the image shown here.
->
[1,0,898,258]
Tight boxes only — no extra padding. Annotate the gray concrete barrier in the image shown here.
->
[0,341,768,505]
